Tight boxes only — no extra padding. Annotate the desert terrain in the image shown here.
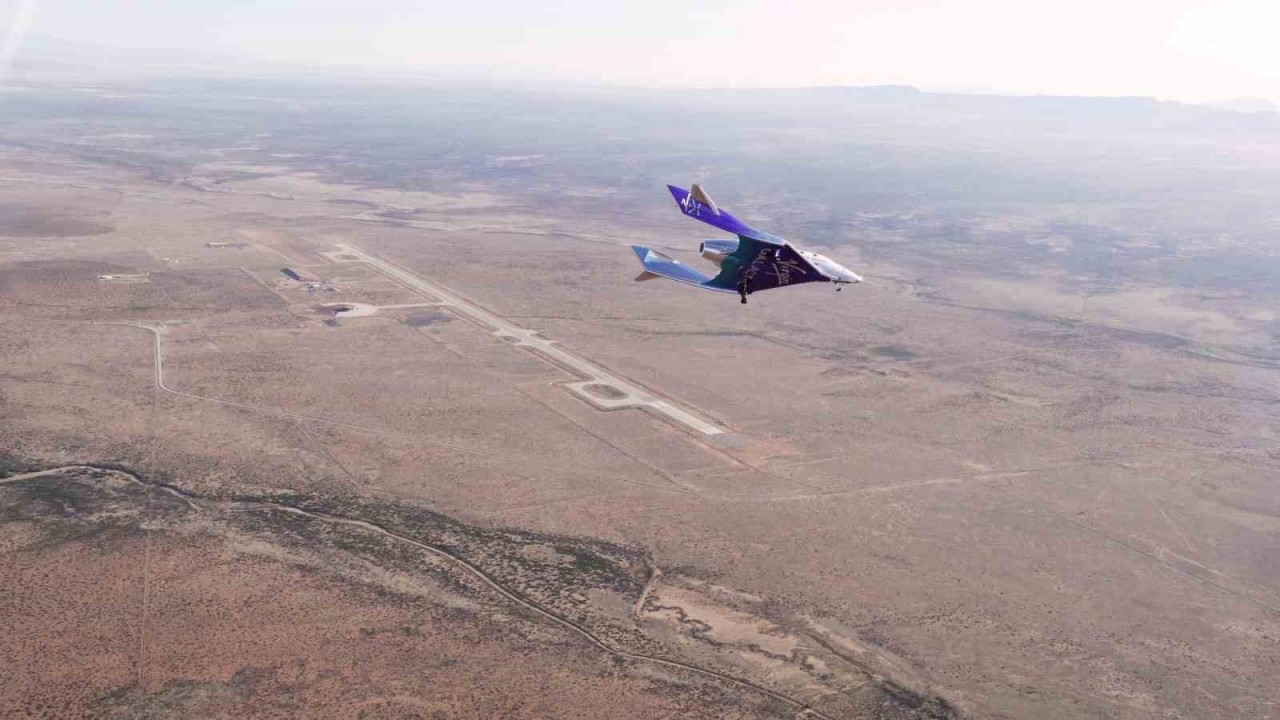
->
[1,81,1278,718]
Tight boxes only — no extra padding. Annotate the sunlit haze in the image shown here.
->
[5,0,1280,102]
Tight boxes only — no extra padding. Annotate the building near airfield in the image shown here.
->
[280,267,316,282]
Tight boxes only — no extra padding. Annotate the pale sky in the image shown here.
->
[4,0,1280,103]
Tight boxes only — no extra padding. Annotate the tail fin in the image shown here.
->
[666,184,781,244]
[690,183,720,216]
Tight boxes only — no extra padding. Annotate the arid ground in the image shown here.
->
[2,82,1278,718]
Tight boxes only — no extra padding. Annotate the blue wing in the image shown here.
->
[631,245,737,294]
[667,185,786,246]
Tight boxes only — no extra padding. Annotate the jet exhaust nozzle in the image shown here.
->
[699,242,728,266]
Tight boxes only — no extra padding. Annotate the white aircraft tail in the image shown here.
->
[690,183,720,216]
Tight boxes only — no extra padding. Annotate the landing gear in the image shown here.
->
[738,279,749,304]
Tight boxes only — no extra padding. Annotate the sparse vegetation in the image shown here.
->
[2,77,1276,719]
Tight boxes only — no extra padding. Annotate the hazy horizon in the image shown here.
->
[2,0,1279,107]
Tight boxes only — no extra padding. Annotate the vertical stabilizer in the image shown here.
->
[691,183,721,213]
[690,183,720,216]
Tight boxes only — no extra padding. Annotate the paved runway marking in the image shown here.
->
[326,243,725,436]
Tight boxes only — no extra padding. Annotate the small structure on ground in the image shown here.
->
[97,273,149,282]
[280,267,318,282]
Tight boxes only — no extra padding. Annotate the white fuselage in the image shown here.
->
[698,239,863,286]
[798,249,863,284]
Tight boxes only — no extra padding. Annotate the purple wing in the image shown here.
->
[667,185,784,245]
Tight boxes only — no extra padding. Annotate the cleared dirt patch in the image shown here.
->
[406,310,453,327]
[0,205,114,238]
[583,383,628,401]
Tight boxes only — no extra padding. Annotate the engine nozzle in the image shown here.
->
[699,242,728,266]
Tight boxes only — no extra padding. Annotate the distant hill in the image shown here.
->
[1211,97,1279,114]
[2,31,1278,134]
[0,33,291,85]
[678,84,1280,138]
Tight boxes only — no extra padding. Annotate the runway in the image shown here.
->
[326,243,725,436]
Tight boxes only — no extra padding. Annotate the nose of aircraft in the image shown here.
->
[832,262,862,284]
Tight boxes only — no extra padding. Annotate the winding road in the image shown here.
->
[1,464,833,720]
